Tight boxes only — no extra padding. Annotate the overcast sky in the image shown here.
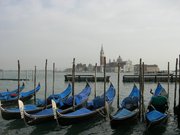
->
[0,0,180,70]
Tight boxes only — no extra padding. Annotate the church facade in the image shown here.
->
[99,46,134,72]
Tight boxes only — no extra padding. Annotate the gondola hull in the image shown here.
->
[145,83,169,128]
[0,106,43,120]
[146,117,168,128]
[0,83,25,100]
[110,109,139,126]
[58,107,107,126]
[146,110,168,128]
[24,101,87,125]
[1,84,41,106]
[22,83,91,126]
[1,94,33,105]
[0,83,72,120]
[55,84,116,126]
[110,84,140,127]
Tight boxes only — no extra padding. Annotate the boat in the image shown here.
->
[0,83,72,120]
[52,83,115,126]
[1,83,41,105]
[145,83,169,128]
[110,84,140,126]
[19,83,91,125]
[0,82,25,100]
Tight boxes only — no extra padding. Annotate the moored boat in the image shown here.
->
[110,84,140,126]
[0,83,72,120]
[1,83,40,105]
[52,83,115,126]
[19,83,91,125]
[145,83,169,128]
[0,82,25,101]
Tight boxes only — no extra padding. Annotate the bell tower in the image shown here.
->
[100,45,105,66]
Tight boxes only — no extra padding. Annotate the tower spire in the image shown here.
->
[101,44,103,50]
[101,44,104,55]
[100,44,105,66]
[100,44,104,56]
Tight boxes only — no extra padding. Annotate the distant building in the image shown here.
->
[87,64,94,72]
[63,45,134,73]
[99,45,106,72]
[98,45,133,72]
[64,68,72,72]
[134,64,159,74]
[100,45,105,66]
[76,63,88,72]
[124,60,134,72]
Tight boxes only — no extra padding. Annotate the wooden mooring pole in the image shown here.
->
[141,62,145,122]
[32,70,34,82]
[117,63,120,109]
[139,58,142,120]
[167,62,170,99]
[18,60,20,100]
[72,58,75,111]
[26,70,28,83]
[138,59,145,122]
[52,63,55,96]
[94,63,97,98]
[174,58,178,113]
[45,59,47,109]
[104,57,106,107]
[34,66,36,105]
[178,55,180,128]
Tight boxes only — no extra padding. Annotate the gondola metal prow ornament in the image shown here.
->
[18,100,24,119]
[52,99,60,126]
[52,99,57,120]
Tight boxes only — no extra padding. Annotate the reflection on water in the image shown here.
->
[30,122,57,135]
[144,125,166,135]
[2,119,33,135]
[111,121,138,135]
[5,119,26,130]
[65,117,105,135]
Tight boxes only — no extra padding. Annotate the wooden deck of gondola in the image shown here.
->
[110,111,139,127]
[57,107,106,126]
[146,114,168,129]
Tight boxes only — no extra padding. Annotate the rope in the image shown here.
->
[97,101,110,119]
[97,108,106,118]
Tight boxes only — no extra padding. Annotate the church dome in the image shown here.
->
[117,55,122,63]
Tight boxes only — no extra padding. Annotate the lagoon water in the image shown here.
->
[0,70,180,135]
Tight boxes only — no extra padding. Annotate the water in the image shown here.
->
[0,71,180,135]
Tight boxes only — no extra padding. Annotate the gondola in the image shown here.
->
[145,83,169,128]
[18,83,91,125]
[52,83,115,126]
[110,84,140,126]
[0,82,25,100]
[0,83,72,120]
[1,83,41,105]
